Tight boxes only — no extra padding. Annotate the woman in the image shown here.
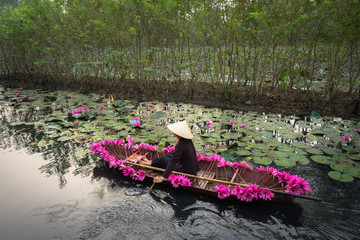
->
[141,120,199,183]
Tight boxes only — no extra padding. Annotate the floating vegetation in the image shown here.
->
[1,85,360,182]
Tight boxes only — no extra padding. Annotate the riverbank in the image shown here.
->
[1,75,359,120]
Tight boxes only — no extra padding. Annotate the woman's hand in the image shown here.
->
[153,176,164,183]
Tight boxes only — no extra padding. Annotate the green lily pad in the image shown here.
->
[58,135,75,142]
[253,157,272,165]
[297,157,310,165]
[274,158,296,167]
[9,121,25,126]
[31,139,54,147]
[75,149,92,158]
[312,111,321,119]
[118,101,125,107]
[347,167,360,178]
[228,142,239,150]
[273,151,290,158]
[220,150,236,162]
[155,111,166,119]
[306,148,324,155]
[320,147,338,155]
[253,143,271,151]
[330,163,352,173]
[328,171,354,182]
[292,142,312,149]
[235,150,252,156]
[281,132,302,140]
[311,155,332,164]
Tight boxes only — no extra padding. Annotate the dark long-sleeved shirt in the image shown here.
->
[163,139,199,179]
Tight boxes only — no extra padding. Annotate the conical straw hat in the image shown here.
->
[167,120,194,139]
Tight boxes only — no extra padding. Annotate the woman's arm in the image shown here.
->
[163,143,183,178]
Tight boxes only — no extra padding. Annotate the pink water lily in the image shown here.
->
[15,92,19,96]
[162,146,175,153]
[240,124,246,128]
[258,187,274,201]
[79,105,88,113]
[163,104,167,108]
[168,174,192,188]
[122,166,135,176]
[99,105,105,109]
[134,122,141,127]
[354,129,360,133]
[148,104,153,107]
[133,117,140,120]
[214,184,231,199]
[342,136,350,141]
[229,121,235,125]
[72,110,81,114]
[17,96,22,99]
[206,121,212,126]
[135,170,146,181]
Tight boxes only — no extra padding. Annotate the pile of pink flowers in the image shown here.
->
[122,166,146,181]
[133,142,158,152]
[168,174,192,188]
[256,166,311,195]
[90,138,145,182]
[214,184,274,201]
[196,153,252,170]
[162,146,175,153]
[231,184,274,201]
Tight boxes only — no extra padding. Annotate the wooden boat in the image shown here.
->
[91,139,320,202]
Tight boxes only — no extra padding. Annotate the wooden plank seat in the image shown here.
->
[125,153,144,164]
[196,170,216,189]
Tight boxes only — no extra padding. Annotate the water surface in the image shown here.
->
[0,87,359,240]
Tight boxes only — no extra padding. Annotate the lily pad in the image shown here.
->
[75,149,92,158]
[312,111,321,119]
[292,142,312,149]
[280,132,302,140]
[306,148,324,155]
[253,143,271,151]
[311,155,332,164]
[220,150,236,162]
[253,157,272,165]
[347,167,360,178]
[297,157,310,165]
[328,171,354,182]
[274,158,297,167]
[235,150,252,156]
[330,163,352,173]
[155,111,166,119]
[9,121,25,126]
[31,139,54,147]
[273,151,290,158]
[320,147,338,156]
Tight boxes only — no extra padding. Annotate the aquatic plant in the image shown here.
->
[214,184,231,199]
[168,174,192,188]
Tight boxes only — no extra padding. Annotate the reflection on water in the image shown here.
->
[1,89,360,239]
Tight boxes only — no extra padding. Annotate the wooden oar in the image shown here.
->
[125,161,322,202]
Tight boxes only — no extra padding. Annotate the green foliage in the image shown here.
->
[0,0,359,95]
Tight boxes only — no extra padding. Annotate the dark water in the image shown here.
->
[0,109,359,240]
